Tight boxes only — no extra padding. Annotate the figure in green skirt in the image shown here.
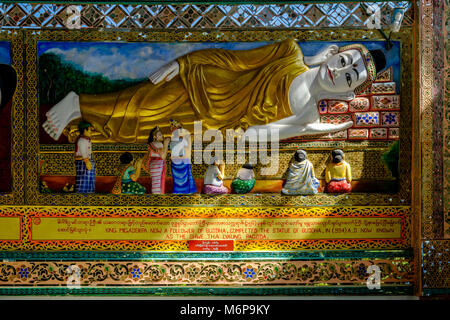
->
[112,152,146,195]
[231,163,256,194]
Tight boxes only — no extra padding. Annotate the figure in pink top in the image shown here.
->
[144,126,170,194]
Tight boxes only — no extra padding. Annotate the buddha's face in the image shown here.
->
[318,49,368,94]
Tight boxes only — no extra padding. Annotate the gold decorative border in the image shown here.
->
[442,0,450,238]
[0,206,411,251]
[0,30,25,205]
[0,3,426,296]
[0,2,415,30]
[419,0,435,240]
[422,240,450,288]
[24,28,413,207]
[0,259,414,286]
[419,0,450,292]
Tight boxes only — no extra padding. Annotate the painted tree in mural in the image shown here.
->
[39,53,142,105]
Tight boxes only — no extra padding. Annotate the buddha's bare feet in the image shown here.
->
[149,61,179,85]
[42,91,81,140]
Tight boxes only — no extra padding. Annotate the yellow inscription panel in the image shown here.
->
[0,217,21,240]
[32,217,402,241]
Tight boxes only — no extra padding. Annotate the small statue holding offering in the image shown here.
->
[325,149,352,193]
[112,152,146,195]
[282,149,319,195]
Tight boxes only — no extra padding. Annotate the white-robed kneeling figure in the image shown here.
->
[282,149,320,195]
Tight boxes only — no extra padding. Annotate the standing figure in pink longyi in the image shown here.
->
[144,126,170,194]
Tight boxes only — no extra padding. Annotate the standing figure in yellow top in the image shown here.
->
[42,39,386,143]
[325,149,352,193]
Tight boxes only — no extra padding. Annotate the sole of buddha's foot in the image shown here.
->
[43,91,81,140]
[149,61,178,85]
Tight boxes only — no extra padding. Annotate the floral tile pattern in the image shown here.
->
[354,112,380,126]
[0,260,415,286]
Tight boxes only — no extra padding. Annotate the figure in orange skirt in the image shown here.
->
[325,149,351,193]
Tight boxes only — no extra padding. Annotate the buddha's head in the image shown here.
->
[317,44,386,98]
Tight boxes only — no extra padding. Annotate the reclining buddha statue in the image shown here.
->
[43,39,386,143]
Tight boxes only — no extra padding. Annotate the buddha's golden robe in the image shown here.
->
[79,38,308,143]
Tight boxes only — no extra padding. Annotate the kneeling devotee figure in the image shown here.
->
[282,149,319,195]
[112,152,146,195]
[43,39,386,143]
[231,163,256,194]
[325,149,352,193]
[202,158,229,195]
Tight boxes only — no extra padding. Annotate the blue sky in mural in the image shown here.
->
[0,42,11,65]
[38,40,400,91]
[38,41,265,80]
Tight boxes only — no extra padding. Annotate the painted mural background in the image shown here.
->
[36,39,402,195]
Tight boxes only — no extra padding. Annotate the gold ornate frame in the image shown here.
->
[3,0,443,296]
[0,30,25,205]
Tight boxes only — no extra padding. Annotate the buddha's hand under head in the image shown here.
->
[324,45,339,60]
[303,44,340,67]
